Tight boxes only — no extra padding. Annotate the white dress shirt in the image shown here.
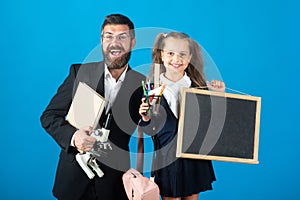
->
[104,64,128,113]
[160,73,192,118]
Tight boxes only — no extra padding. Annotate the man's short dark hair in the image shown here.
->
[101,14,135,38]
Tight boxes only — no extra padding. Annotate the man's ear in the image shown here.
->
[131,38,136,49]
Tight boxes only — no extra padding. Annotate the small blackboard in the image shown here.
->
[176,88,261,164]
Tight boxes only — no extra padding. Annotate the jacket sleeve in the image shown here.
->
[139,119,154,136]
[139,115,165,137]
[40,64,79,153]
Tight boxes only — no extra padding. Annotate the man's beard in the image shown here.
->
[103,45,132,69]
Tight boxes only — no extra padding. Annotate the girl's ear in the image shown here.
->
[160,51,165,62]
[187,53,192,63]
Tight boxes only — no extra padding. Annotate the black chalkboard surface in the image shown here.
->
[176,88,261,164]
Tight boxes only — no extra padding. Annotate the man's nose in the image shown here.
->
[111,37,121,44]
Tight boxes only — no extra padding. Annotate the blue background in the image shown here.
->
[1,0,299,199]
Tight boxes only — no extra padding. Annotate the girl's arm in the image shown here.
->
[138,98,159,136]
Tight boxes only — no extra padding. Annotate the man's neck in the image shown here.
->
[108,65,128,81]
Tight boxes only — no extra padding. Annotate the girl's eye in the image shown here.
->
[180,53,187,58]
[167,51,174,56]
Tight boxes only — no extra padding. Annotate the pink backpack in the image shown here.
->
[122,168,160,200]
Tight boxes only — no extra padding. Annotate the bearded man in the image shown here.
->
[40,14,145,200]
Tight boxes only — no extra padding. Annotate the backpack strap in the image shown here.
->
[136,124,144,173]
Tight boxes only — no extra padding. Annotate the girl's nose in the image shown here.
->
[173,53,181,61]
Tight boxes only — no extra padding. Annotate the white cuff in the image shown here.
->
[70,132,76,147]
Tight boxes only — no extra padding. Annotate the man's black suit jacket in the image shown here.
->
[40,62,145,200]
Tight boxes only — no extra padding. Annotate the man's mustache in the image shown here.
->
[107,45,125,52]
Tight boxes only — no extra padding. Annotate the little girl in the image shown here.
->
[139,32,225,200]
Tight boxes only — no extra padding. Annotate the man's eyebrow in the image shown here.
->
[103,31,128,35]
[103,31,113,35]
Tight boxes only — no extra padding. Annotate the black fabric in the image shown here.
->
[41,62,145,200]
[79,181,97,200]
[140,93,216,197]
[78,165,128,200]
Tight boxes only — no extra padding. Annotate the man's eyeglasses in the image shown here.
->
[102,33,130,42]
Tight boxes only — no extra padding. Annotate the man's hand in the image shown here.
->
[74,126,96,152]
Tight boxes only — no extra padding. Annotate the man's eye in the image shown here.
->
[119,35,128,40]
[105,35,113,40]
[167,51,174,56]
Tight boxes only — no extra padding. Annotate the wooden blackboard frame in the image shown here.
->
[176,88,261,164]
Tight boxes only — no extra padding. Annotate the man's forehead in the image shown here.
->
[102,24,130,34]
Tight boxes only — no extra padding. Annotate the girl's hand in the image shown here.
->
[139,98,151,122]
[207,80,226,92]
